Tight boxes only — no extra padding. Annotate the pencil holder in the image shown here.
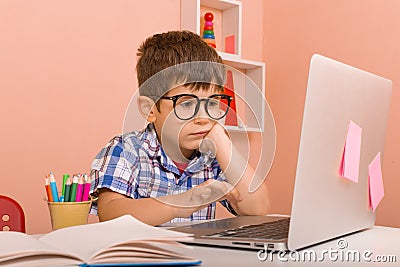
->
[47,199,94,230]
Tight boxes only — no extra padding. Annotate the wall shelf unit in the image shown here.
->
[181,0,266,132]
[181,0,242,56]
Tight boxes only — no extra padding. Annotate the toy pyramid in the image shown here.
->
[202,12,216,48]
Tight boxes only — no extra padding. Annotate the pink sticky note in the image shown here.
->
[368,152,384,212]
[339,120,362,182]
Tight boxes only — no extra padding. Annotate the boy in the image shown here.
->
[90,31,269,226]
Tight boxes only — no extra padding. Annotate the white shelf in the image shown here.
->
[181,0,242,56]
[218,51,264,69]
[201,0,241,10]
[181,0,266,133]
[220,52,265,132]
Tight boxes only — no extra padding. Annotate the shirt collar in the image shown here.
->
[140,123,161,158]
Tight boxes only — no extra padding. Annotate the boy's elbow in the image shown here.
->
[243,202,270,216]
[257,191,270,215]
[238,185,270,216]
[255,201,270,216]
[97,188,130,222]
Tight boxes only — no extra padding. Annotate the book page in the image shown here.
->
[1,255,80,267]
[39,215,193,262]
[0,231,81,265]
[91,241,193,263]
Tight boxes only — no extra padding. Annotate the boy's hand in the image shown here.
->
[203,121,229,144]
[199,121,230,159]
[190,179,242,209]
[172,179,242,218]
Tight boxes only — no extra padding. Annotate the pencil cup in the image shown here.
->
[47,200,92,230]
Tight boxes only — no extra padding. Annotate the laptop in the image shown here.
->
[172,54,393,251]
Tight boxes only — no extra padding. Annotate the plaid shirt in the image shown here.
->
[90,123,235,223]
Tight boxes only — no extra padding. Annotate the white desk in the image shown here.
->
[171,226,399,266]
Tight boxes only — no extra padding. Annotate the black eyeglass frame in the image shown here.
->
[160,93,233,120]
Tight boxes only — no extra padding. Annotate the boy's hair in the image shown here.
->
[136,31,226,107]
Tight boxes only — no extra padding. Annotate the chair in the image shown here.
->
[0,195,26,232]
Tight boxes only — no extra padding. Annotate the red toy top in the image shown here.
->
[204,12,214,21]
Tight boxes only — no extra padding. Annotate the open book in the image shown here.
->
[0,215,201,267]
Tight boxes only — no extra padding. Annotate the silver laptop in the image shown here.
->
[172,54,392,251]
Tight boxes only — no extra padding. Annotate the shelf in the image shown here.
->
[181,0,242,56]
[220,53,265,132]
[181,0,266,133]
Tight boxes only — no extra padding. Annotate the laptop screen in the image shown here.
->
[288,54,392,250]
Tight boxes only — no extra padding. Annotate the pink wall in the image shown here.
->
[0,0,181,234]
[1,0,398,233]
[264,0,400,227]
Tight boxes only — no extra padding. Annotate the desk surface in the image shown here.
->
[171,226,399,267]
[34,224,399,266]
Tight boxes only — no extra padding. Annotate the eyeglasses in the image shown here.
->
[160,93,233,120]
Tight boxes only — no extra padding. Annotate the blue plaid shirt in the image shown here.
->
[90,124,235,223]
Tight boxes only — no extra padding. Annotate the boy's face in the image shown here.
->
[152,85,222,161]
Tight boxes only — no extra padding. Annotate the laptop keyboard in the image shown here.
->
[204,218,290,240]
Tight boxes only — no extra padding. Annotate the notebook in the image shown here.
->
[0,215,201,266]
[172,54,393,251]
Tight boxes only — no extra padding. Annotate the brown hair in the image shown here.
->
[136,31,226,105]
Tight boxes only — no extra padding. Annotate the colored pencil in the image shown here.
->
[82,174,91,202]
[64,178,72,202]
[49,171,59,202]
[75,175,84,202]
[45,177,53,202]
[70,175,78,202]
[62,173,69,197]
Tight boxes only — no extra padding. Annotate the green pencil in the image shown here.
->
[64,178,72,202]
[62,174,69,197]
[70,175,78,202]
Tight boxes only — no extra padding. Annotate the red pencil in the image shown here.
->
[45,177,53,202]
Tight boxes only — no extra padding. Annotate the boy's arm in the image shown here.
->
[97,189,195,226]
[204,123,270,216]
[96,180,242,226]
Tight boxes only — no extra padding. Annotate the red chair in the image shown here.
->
[0,195,26,232]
